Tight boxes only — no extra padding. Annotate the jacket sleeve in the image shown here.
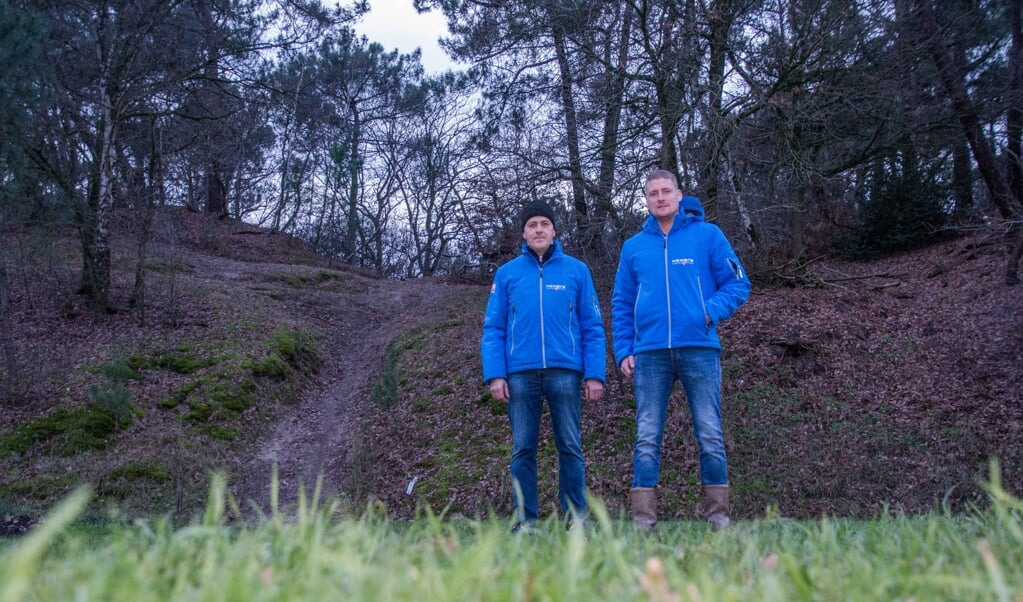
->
[610,245,638,366]
[704,229,751,324]
[577,267,607,383]
[480,270,509,384]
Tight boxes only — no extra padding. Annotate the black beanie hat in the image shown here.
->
[520,201,557,231]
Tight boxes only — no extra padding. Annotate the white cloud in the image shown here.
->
[353,0,457,74]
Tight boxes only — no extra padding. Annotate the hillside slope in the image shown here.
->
[356,230,1023,521]
[2,209,1020,526]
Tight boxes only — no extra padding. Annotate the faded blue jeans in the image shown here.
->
[632,348,728,487]
[507,368,586,524]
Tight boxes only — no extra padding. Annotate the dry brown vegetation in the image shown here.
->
[1,208,1021,531]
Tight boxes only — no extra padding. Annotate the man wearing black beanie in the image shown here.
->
[482,200,606,533]
[519,200,557,232]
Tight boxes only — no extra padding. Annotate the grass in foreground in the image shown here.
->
[1,467,1021,601]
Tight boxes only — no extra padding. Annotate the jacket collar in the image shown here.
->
[520,239,561,264]
[642,212,696,236]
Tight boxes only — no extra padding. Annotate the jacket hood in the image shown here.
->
[641,196,705,235]
[681,195,705,219]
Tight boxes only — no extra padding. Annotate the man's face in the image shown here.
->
[645,177,682,221]
[522,216,555,255]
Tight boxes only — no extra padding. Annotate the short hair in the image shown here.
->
[644,169,679,191]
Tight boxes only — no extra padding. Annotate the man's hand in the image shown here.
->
[488,377,509,402]
[583,378,604,402]
[619,355,635,379]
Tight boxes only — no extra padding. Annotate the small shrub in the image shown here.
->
[88,358,139,429]
[371,342,401,409]
[268,327,321,375]
[88,384,134,429]
[252,353,290,379]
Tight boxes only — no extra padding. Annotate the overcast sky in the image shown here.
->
[352,0,458,74]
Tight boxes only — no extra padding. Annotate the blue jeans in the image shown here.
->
[632,348,727,488]
[507,368,586,524]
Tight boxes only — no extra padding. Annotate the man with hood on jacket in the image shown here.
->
[482,200,607,532]
[611,169,751,532]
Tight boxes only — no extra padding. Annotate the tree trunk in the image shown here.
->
[0,260,18,403]
[594,3,632,259]
[205,162,228,217]
[724,149,757,247]
[131,122,162,324]
[343,103,362,264]
[196,0,229,219]
[699,2,732,222]
[653,75,681,172]
[791,182,806,262]
[552,24,589,244]
[79,196,113,309]
[79,105,115,310]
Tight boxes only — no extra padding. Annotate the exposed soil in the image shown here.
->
[2,208,1021,529]
[230,273,476,515]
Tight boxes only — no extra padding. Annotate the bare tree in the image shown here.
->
[391,77,476,276]
[308,27,420,269]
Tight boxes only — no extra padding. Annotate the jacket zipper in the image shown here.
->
[663,234,672,348]
[538,260,547,367]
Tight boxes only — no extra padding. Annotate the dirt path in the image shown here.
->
[230,273,471,516]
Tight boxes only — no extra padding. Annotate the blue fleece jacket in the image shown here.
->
[611,199,750,364]
[482,241,606,384]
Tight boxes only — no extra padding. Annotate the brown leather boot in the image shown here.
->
[630,487,656,533]
[698,484,730,531]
